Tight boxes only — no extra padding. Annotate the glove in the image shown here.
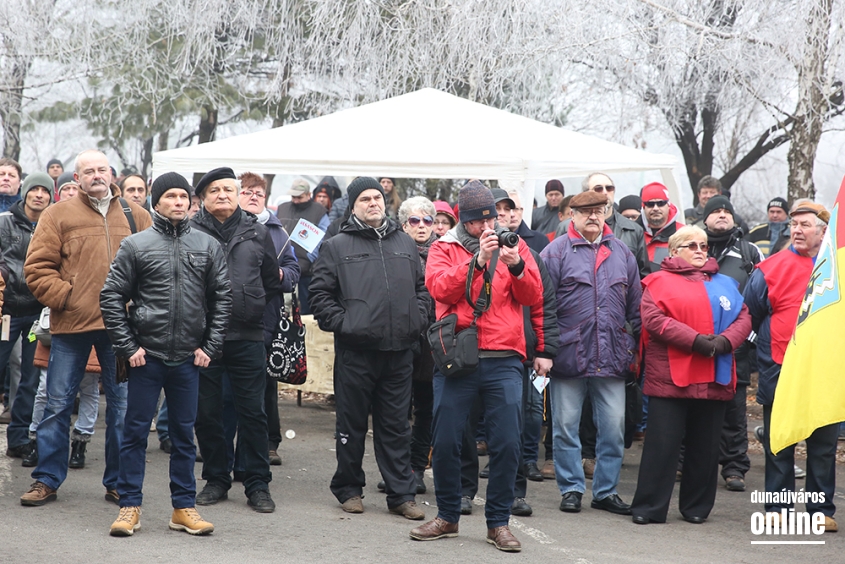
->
[692,334,716,357]
[711,335,732,355]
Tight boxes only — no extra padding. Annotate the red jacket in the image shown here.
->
[426,231,544,361]
[641,257,751,400]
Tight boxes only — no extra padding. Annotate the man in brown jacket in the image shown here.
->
[20,149,151,506]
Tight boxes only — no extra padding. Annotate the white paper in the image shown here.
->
[290,218,325,254]
[532,373,549,393]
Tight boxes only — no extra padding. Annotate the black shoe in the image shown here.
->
[632,515,651,525]
[524,462,543,482]
[479,462,490,479]
[591,494,632,515]
[725,475,745,492]
[377,480,386,492]
[413,470,427,495]
[69,440,86,469]
[160,439,172,454]
[196,483,228,506]
[683,515,706,524]
[461,496,473,515]
[247,489,275,513]
[559,492,582,513]
[21,442,38,468]
[511,497,533,517]
[754,425,765,443]
[6,441,33,459]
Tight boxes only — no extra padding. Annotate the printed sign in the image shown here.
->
[290,218,325,254]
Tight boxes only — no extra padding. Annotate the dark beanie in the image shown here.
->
[618,194,642,213]
[46,158,63,170]
[151,172,192,208]
[703,195,734,220]
[545,179,564,195]
[767,197,788,212]
[346,176,384,206]
[458,180,497,223]
[195,167,236,197]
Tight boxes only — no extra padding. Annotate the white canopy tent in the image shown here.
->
[153,88,682,212]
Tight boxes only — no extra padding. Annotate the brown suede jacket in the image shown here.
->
[24,185,151,335]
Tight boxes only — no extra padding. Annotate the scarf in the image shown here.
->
[211,208,242,242]
[704,226,737,258]
[255,208,271,225]
[455,222,481,254]
[351,214,389,238]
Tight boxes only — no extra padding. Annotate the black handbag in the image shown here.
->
[267,289,308,385]
[427,251,497,378]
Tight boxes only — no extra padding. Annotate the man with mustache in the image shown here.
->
[21,150,151,506]
[639,183,686,273]
[540,190,642,517]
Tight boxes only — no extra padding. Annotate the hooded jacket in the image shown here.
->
[0,200,43,316]
[309,215,430,351]
[640,203,685,273]
[100,211,232,362]
[24,184,152,334]
[540,222,641,379]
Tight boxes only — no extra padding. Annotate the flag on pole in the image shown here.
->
[770,175,845,454]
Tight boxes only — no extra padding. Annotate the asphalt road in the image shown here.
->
[1,395,843,564]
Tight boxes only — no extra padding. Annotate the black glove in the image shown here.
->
[692,334,716,357]
[711,335,732,355]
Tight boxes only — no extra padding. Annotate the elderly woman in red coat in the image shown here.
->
[631,225,751,525]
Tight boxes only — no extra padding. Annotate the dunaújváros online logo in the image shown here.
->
[749,490,826,544]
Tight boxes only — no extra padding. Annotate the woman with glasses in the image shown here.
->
[432,201,457,237]
[630,225,751,525]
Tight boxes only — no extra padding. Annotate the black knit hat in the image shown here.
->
[703,195,734,220]
[346,176,384,206]
[545,179,564,195]
[46,158,63,170]
[195,167,236,197]
[767,197,788,212]
[458,180,497,223]
[618,195,642,213]
[151,172,192,208]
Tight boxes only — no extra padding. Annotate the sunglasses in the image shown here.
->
[592,185,615,193]
[678,242,708,252]
[644,200,669,208]
[408,215,434,227]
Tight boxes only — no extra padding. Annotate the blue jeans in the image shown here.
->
[156,399,169,443]
[431,357,523,528]
[119,356,199,508]
[32,331,126,491]
[522,367,544,464]
[31,369,100,437]
[5,314,39,448]
[549,377,625,500]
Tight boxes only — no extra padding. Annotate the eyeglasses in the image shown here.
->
[241,189,266,199]
[678,242,708,252]
[407,215,434,227]
[592,185,615,193]
[644,200,669,208]
[433,219,452,227]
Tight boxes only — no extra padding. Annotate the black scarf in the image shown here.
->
[211,208,242,242]
[704,226,737,258]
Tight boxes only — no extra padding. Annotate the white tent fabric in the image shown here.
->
[153,88,681,206]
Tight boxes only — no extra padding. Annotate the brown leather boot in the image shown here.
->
[487,525,521,552]
[409,517,459,541]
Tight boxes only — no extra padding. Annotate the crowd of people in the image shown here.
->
[0,152,840,550]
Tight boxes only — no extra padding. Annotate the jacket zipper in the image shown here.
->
[378,238,392,342]
[170,232,181,361]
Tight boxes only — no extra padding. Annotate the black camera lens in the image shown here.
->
[494,227,519,248]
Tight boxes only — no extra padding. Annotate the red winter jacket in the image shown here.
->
[641,257,752,400]
[426,231,544,361]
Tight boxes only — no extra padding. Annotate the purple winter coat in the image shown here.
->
[540,223,642,379]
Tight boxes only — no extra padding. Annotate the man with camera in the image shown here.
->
[539,190,641,516]
[411,181,544,552]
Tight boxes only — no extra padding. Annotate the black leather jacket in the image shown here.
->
[100,212,232,362]
[0,201,43,317]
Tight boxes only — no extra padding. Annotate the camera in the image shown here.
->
[494,227,519,248]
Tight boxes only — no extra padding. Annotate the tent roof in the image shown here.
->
[153,88,678,187]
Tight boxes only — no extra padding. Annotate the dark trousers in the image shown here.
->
[220,372,280,475]
[580,391,597,459]
[543,390,554,461]
[4,314,39,448]
[719,384,750,479]
[331,348,415,508]
[432,357,522,528]
[410,379,433,472]
[119,357,199,508]
[196,340,270,496]
[631,397,726,522]
[761,405,837,516]
[298,275,312,315]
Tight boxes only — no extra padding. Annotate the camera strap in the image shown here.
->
[465,250,498,327]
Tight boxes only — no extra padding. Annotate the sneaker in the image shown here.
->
[794,465,806,479]
[460,495,473,515]
[105,489,120,504]
[169,507,214,535]
[389,500,425,520]
[268,449,282,466]
[410,517,459,541]
[341,495,364,513]
[823,516,838,533]
[196,483,228,506]
[582,458,596,479]
[541,459,556,480]
[247,489,275,513]
[159,439,172,454]
[20,481,57,506]
[511,497,533,516]
[725,475,746,492]
[110,506,141,537]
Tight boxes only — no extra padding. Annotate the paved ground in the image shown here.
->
[0,395,843,564]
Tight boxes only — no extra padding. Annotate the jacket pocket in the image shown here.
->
[553,326,587,377]
[241,284,266,323]
[340,298,378,344]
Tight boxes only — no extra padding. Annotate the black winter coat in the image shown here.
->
[191,208,282,342]
[309,217,431,351]
[0,201,43,317]
[100,212,232,362]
